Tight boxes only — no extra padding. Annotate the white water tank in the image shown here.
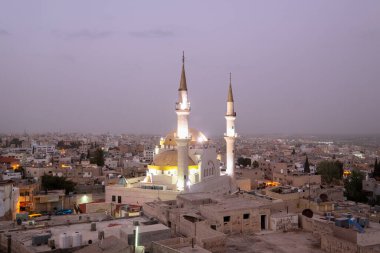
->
[59,233,71,249]
[72,232,82,247]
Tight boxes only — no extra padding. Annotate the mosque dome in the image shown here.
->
[163,128,208,147]
[151,150,196,167]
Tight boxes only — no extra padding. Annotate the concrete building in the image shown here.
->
[33,190,66,212]
[363,178,380,202]
[0,180,19,220]
[198,195,271,234]
[0,215,170,253]
[300,213,380,253]
[273,171,321,187]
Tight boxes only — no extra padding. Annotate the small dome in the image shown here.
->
[152,150,196,167]
[163,128,208,146]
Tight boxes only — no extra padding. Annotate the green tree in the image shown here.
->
[41,175,76,194]
[316,160,343,184]
[291,149,296,155]
[252,160,259,168]
[344,169,366,203]
[304,156,310,173]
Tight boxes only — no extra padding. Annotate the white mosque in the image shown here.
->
[106,54,238,205]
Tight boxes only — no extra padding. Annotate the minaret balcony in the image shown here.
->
[175,102,191,111]
[225,112,236,117]
[174,132,192,140]
[224,133,237,138]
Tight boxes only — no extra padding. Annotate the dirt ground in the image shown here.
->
[226,231,326,253]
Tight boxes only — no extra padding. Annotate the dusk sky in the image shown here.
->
[1,1,379,136]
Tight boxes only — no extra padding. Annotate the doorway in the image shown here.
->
[261,215,266,230]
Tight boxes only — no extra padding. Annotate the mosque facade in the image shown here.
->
[105,54,237,205]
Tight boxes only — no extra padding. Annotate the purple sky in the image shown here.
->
[1,1,380,136]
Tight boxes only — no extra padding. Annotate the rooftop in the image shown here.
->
[5,216,168,252]
[201,195,271,212]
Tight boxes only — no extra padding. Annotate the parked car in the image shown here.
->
[55,209,73,215]
[39,211,52,216]
[28,212,42,219]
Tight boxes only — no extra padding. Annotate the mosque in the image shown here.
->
[106,54,238,205]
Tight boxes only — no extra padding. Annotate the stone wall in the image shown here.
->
[332,225,357,244]
[142,202,171,225]
[168,213,226,253]
[321,234,358,253]
[299,215,334,237]
[106,186,179,205]
[270,213,298,231]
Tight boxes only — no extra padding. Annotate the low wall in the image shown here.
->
[357,229,380,247]
[299,215,334,237]
[321,234,358,253]
[333,225,357,244]
[152,242,182,253]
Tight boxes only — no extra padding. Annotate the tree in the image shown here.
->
[41,175,76,194]
[374,158,380,180]
[9,138,22,148]
[344,169,366,203]
[237,157,251,167]
[304,156,310,173]
[14,166,25,179]
[90,148,104,166]
[80,153,86,162]
[252,160,259,168]
[291,149,296,155]
[316,160,344,184]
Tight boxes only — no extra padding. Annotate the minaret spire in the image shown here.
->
[179,51,187,91]
[227,72,234,102]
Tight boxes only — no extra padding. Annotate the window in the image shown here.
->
[118,196,122,203]
[224,216,230,222]
[243,213,250,219]
[210,225,216,230]
[112,195,115,202]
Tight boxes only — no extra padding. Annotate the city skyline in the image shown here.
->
[1,1,380,135]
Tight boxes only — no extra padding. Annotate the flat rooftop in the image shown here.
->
[8,216,169,252]
[178,192,214,201]
[227,231,325,253]
[202,195,272,212]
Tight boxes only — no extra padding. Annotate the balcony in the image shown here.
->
[175,102,191,111]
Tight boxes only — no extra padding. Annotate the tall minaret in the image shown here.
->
[224,73,236,178]
[176,52,191,191]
